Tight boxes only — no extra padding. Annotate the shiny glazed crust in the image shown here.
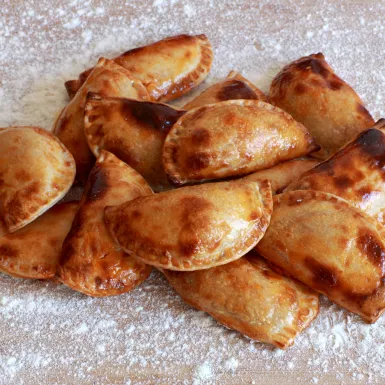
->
[65,34,213,102]
[163,99,319,185]
[54,57,149,184]
[256,189,385,323]
[105,179,273,271]
[269,53,374,159]
[58,151,153,297]
[0,126,76,232]
[163,250,319,349]
[0,202,78,279]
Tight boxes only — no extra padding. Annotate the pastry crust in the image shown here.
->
[163,250,319,349]
[163,99,319,185]
[269,53,375,159]
[54,57,149,184]
[0,126,75,232]
[256,190,385,323]
[0,202,78,279]
[244,158,319,194]
[58,151,153,297]
[65,34,213,102]
[286,119,385,224]
[184,70,267,110]
[84,94,185,192]
[105,179,273,271]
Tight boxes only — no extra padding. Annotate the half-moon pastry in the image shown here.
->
[184,70,267,110]
[162,250,319,349]
[54,57,149,184]
[163,100,319,185]
[65,34,213,102]
[0,126,75,233]
[269,53,374,159]
[256,190,385,323]
[286,120,385,225]
[84,94,185,191]
[244,158,319,194]
[58,151,153,297]
[105,179,273,271]
[0,202,78,279]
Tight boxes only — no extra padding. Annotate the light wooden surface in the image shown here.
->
[1,1,385,384]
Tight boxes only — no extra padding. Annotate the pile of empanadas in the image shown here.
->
[1,34,384,350]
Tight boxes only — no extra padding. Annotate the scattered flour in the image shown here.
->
[1,0,385,384]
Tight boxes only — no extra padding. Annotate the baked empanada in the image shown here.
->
[65,34,213,102]
[163,100,319,185]
[58,151,153,297]
[84,94,185,191]
[269,53,375,159]
[0,202,77,279]
[54,57,149,183]
[162,250,319,349]
[286,120,385,224]
[0,126,75,233]
[184,70,267,110]
[244,158,319,194]
[256,190,385,323]
[105,179,273,271]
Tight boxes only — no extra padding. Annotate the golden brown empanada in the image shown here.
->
[184,70,267,110]
[105,179,273,271]
[65,34,213,102]
[0,126,75,233]
[244,158,319,194]
[84,94,185,191]
[286,120,385,224]
[0,202,77,279]
[256,190,385,323]
[163,100,319,185]
[269,53,375,159]
[162,250,319,349]
[58,151,153,297]
[54,58,149,184]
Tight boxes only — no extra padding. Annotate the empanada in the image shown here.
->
[256,190,385,323]
[58,151,153,297]
[244,158,319,194]
[105,179,273,271]
[84,94,185,191]
[0,202,77,279]
[54,57,149,183]
[162,250,319,349]
[0,126,75,233]
[184,70,267,110]
[286,120,385,224]
[65,34,213,102]
[163,100,319,185]
[269,53,374,159]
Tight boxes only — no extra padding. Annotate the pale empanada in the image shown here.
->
[84,94,185,191]
[184,70,267,110]
[162,250,319,349]
[0,202,77,279]
[269,53,375,159]
[54,58,149,183]
[105,179,273,271]
[58,151,153,297]
[286,120,385,224]
[0,126,75,233]
[256,190,385,323]
[163,100,319,185]
[243,158,319,194]
[65,34,213,102]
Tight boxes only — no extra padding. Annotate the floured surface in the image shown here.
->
[1,1,385,384]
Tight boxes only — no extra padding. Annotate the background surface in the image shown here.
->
[1,1,385,384]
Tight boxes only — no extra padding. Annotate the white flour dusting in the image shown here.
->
[1,1,385,384]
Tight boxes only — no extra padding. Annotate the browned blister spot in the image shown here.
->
[333,175,352,189]
[305,257,340,289]
[328,78,344,90]
[216,80,257,101]
[191,128,211,146]
[86,165,109,200]
[14,170,31,182]
[356,229,385,269]
[0,244,18,258]
[294,83,309,94]
[186,152,211,171]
